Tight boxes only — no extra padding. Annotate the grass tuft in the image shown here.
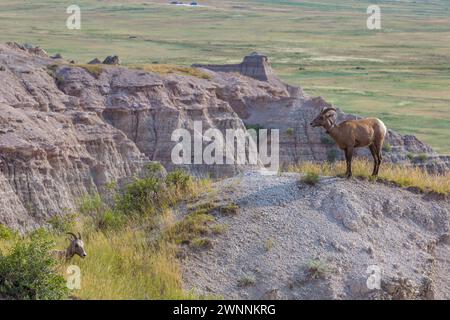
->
[237,275,256,287]
[219,203,239,215]
[128,64,211,79]
[74,64,104,78]
[301,172,320,186]
[305,258,332,280]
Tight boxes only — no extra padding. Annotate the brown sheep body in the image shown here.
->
[311,107,387,178]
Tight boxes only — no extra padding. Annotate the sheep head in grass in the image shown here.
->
[66,232,87,259]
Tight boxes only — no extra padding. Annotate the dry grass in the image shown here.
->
[47,63,105,79]
[64,228,193,300]
[62,176,213,299]
[289,159,450,195]
[128,64,211,80]
[74,64,105,78]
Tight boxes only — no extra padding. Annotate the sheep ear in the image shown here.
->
[78,232,82,240]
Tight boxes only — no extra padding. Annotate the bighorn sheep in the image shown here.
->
[52,232,87,261]
[310,107,387,178]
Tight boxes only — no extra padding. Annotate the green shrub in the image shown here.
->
[406,152,414,160]
[47,214,77,234]
[383,143,392,152]
[237,275,256,287]
[165,212,215,245]
[118,176,162,214]
[190,238,213,250]
[0,234,68,300]
[0,224,18,240]
[96,210,126,231]
[166,169,192,191]
[306,258,332,279]
[286,128,294,136]
[416,153,428,161]
[145,162,165,177]
[79,193,104,217]
[302,172,320,186]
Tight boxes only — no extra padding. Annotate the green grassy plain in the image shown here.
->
[0,0,448,153]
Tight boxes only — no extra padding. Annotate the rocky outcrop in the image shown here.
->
[193,52,274,82]
[102,55,121,65]
[0,44,147,230]
[0,42,447,229]
[182,171,450,299]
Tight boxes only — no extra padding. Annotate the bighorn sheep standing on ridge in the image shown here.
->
[310,107,387,178]
[52,232,87,261]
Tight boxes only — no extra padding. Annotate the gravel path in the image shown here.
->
[182,171,450,299]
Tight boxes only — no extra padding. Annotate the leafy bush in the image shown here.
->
[416,153,428,161]
[0,224,18,240]
[190,238,213,250]
[47,214,77,234]
[96,210,126,231]
[0,233,68,300]
[145,162,165,177]
[79,193,104,217]
[286,128,294,136]
[118,176,162,214]
[237,275,256,287]
[383,143,392,152]
[306,258,332,279]
[165,212,215,246]
[301,172,320,186]
[166,169,192,191]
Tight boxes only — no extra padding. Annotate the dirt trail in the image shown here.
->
[182,171,450,299]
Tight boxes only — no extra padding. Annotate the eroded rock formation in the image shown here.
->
[0,42,447,229]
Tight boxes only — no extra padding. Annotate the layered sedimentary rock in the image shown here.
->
[0,43,447,229]
[193,52,277,82]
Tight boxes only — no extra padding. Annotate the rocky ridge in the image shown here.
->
[0,42,447,229]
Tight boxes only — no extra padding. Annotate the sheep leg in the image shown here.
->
[344,147,353,178]
[369,144,379,176]
[374,141,383,175]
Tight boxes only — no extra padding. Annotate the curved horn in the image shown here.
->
[67,232,77,240]
[78,232,82,240]
[321,107,336,114]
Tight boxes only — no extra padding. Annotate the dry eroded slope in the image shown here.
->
[183,172,450,300]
